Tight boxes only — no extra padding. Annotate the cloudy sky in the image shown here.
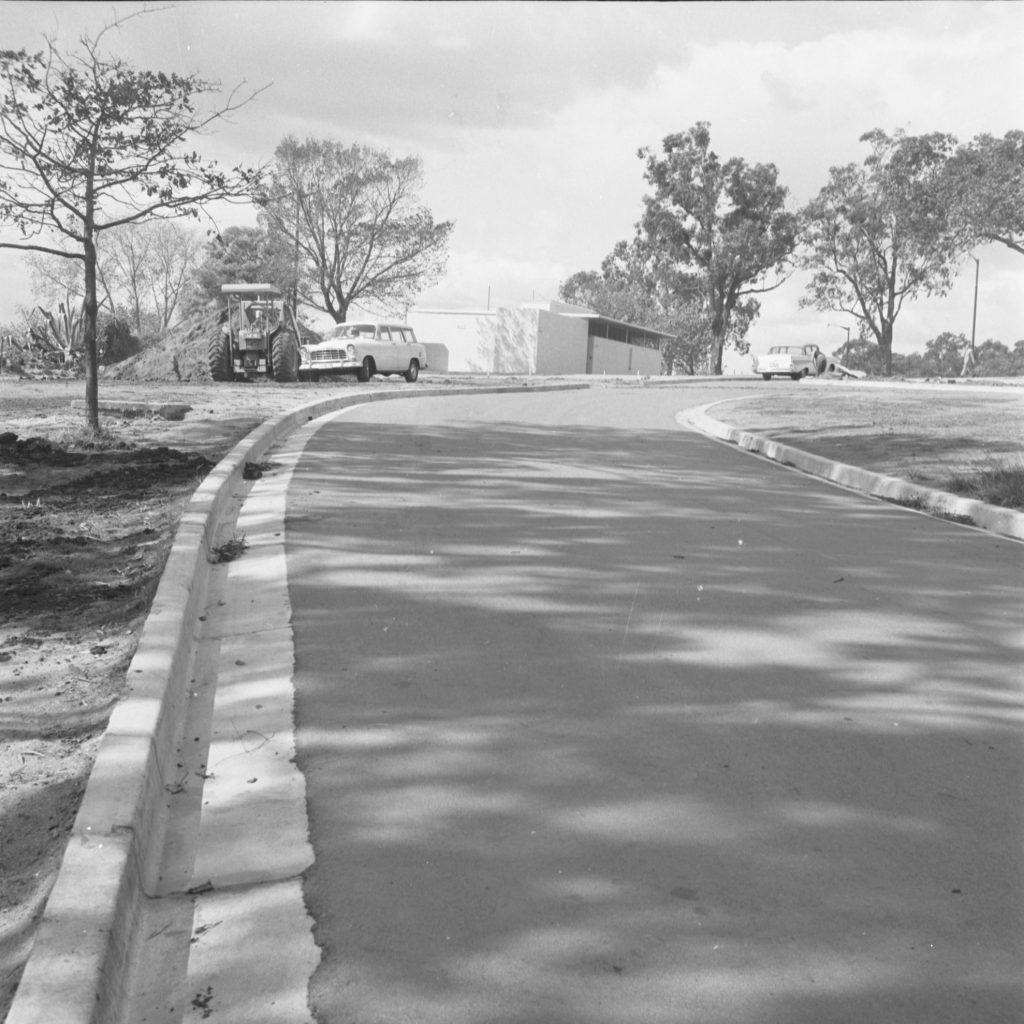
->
[1,0,1021,364]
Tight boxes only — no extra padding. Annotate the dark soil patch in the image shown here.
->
[0,432,213,1014]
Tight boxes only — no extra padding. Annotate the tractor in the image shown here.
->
[209,283,302,383]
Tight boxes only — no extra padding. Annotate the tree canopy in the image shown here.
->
[559,239,716,375]
[798,129,968,375]
[191,225,292,308]
[256,136,453,323]
[0,13,261,428]
[638,123,798,374]
[831,331,1024,378]
[941,131,1024,256]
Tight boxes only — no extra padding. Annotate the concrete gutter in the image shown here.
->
[680,399,1024,543]
[6,382,585,1024]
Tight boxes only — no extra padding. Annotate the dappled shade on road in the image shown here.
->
[284,395,1023,1024]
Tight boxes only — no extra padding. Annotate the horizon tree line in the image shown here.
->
[0,11,1021,430]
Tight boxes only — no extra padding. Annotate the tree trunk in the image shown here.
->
[709,289,725,376]
[711,334,724,375]
[879,321,894,376]
[83,236,100,432]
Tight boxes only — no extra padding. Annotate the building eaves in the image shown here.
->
[558,312,676,340]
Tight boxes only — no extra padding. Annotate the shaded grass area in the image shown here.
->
[712,385,1024,510]
[944,459,1024,510]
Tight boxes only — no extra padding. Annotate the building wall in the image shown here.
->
[421,342,449,373]
[632,344,663,375]
[590,335,663,375]
[494,307,539,373]
[536,309,589,374]
[407,309,497,372]
[410,302,664,376]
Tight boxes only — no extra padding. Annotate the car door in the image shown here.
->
[374,326,398,371]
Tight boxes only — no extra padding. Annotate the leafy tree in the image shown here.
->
[190,225,292,308]
[637,123,798,374]
[892,350,927,377]
[831,335,889,375]
[657,304,716,375]
[257,136,453,323]
[973,339,1019,377]
[1014,340,1024,375]
[942,132,1024,255]
[799,129,966,375]
[559,240,716,374]
[559,269,606,308]
[0,13,261,430]
[560,242,665,326]
[922,331,967,376]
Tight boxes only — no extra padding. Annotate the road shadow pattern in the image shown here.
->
[279,401,1023,1024]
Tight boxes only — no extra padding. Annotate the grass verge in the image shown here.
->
[942,458,1024,511]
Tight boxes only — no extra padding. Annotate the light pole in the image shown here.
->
[961,255,979,377]
[827,322,851,346]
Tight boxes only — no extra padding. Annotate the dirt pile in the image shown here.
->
[100,309,219,383]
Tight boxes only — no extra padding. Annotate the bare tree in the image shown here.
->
[258,136,453,322]
[0,11,263,428]
[145,222,203,331]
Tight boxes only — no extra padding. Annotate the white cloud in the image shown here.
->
[0,0,1020,353]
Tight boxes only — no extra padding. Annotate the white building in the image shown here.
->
[407,300,673,376]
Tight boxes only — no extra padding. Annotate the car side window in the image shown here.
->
[376,326,391,342]
[399,328,416,344]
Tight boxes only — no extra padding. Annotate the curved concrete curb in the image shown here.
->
[679,400,1024,543]
[7,382,585,1024]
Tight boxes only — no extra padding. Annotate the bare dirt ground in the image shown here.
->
[1,373,1021,1017]
[0,376,368,1016]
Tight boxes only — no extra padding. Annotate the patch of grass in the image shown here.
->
[47,421,130,451]
[943,458,1024,511]
[887,495,930,512]
[209,532,248,563]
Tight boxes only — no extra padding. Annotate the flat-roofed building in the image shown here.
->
[408,300,673,375]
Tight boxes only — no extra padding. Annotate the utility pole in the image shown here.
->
[960,256,979,377]
[827,322,851,346]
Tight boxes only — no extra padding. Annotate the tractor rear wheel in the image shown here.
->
[271,330,299,383]
[208,332,233,381]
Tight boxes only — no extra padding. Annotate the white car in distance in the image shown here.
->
[300,321,428,382]
[752,344,828,380]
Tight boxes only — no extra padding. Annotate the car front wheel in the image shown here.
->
[761,373,772,380]
[404,359,420,383]
[357,357,374,383]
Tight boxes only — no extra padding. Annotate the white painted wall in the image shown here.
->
[409,302,664,376]
[590,336,663,376]
[494,307,539,373]
[408,309,497,372]
[536,310,588,374]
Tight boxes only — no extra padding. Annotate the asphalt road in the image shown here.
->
[285,386,1023,1024]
